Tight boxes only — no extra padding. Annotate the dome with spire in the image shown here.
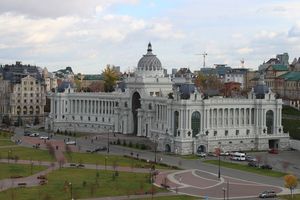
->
[137,43,162,72]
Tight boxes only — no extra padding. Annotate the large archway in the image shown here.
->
[132,92,141,135]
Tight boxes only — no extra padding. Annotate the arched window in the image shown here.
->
[191,111,201,137]
[36,106,40,114]
[266,110,274,134]
[29,106,34,114]
[23,106,27,115]
[174,111,179,136]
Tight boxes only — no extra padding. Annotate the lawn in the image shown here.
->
[282,105,300,116]
[0,163,46,179]
[0,139,14,146]
[282,118,300,140]
[0,131,13,139]
[0,168,166,200]
[204,160,287,177]
[279,194,300,200]
[0,146,55,162]
[65,152,171,169]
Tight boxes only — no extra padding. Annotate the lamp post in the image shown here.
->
[216,147,221,179]
[7,150,11,163]
[154,135,159,164]
[69,182,73,200]
[107,129,110,154]
[222,187,226,200]
[105,156,107,170]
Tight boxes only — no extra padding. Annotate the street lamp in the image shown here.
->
[69,182,73,200]
[154,134,159,164]
[222,187,226,200]
[107,129,110,154]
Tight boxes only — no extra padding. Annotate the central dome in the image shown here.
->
[137,43,162,71]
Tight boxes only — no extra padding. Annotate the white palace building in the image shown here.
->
[46,43,289,155]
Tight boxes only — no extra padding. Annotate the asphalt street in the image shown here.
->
[13,127,300,191]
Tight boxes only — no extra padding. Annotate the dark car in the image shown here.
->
[95,146,107,152]
[24,131,32,136]
[248,161,258,167]
[261,164,272,170]
[268,148,278,154]
[77,164,85,168]
[259,190,276,198]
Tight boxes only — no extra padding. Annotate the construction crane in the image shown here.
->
[195,52,208,68]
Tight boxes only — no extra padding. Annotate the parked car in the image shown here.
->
[77,164,85,168]
[261,164,272,170]
[29,132,39,137]
[248,161,258,167]
[94,146,107,152]
[259,190,276,198]
[268,148,278,154]
[246,156,257,162]
[69,163,77,167]
[40,136,49,140]
[65,141,76,145]
[24,131,32,136]
[220,151,230,156]
[196,152,207,158]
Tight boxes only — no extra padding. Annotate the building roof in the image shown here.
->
[269,64,288,71]
[137,43,162,72]
[279,71,300,81]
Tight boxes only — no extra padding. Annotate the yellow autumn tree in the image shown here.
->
[102,64,119,92]
[284,174,298,198]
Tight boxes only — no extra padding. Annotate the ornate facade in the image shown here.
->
[46,44,289,155]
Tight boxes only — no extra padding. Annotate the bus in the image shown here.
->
[230,152,246,161]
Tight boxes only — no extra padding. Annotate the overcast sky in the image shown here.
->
[1,0,300,74]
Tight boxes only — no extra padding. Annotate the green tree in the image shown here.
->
[284,174,298,198]
[102,65,118,92]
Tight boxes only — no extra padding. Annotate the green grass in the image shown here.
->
[136,195,202,200]
[0,139,14,146]
[65,152,171,169]
[283,105,300,116]
[204,160,287,177]
[0,131,13,139]
[0,168,166,200]
[0,146,55,162]
[280,194,300,200]
[0,163,46,179]
[282,118,300,140]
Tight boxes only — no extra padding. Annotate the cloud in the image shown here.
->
[288,22,300,38]
[255,30,279,39]
[0,0,139,18]
[237,47,253,54]
[147,20,185,39]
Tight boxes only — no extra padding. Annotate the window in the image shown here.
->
[88,117,90,121]
[214,131,217,136]
[236,130,239,136]
[246,129,250,135]
[174,111,179,136]
[225,130,228,136]
[191,111,201,137]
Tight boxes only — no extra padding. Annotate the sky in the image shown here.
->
[1,0,300,74]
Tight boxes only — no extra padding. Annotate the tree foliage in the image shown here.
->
[284,174,298,198]
[102,65,119,92]
[194,72,223,92]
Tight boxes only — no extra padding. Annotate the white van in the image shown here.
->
[230,152,246,161]
[65,141,76,145]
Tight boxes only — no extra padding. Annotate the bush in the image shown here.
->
[123,140,127,146]
[82,181,87,187]
[117,138,121,145]
[129,141,133,147]
[135,143,140,149]
[140,144,146,150]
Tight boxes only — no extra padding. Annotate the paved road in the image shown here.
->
[10,127,300,199]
